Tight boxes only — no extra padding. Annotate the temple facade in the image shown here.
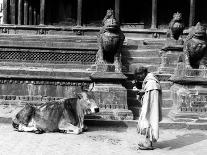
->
[0,0,207,121]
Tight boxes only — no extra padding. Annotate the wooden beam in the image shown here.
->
[29,5,32,25]
[18,0,23,25]
[3,0,8,24]
[115,0,120,23]
[189,0,196,27]
[40,0,45,25]
[77,0,82,26]
[10,0,16,24]
[151,0,157,29]
[24,0,28,25]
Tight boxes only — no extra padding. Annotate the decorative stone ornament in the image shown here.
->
[167,12,185,41]
[96,9,125,73]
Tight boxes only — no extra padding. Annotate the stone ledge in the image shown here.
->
[2,117,207,130]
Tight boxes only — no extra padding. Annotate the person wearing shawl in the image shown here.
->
[133,66,162,150]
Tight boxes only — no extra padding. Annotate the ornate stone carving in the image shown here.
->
[167,12,184,41]
[96,9,125,72]
[183,22,207,69]
[0,48,96,64]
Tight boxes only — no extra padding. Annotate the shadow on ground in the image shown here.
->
[87,126,128,133]
[155,133,207,150]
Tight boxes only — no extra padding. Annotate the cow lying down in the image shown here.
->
[12,92,99,134]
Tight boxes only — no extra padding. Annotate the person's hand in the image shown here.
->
[133,86,138,91]
[137,90,145,96]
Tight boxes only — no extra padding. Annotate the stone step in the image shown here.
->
[162,90,171,99]
[162,99,173,108]
[124,56,161,64]
[127,89,171,100]
[162,107,172,118]
[160,81,173,90]
[122,49,160,57]
[138,45,163,49]
[0,34,98,43]
[126,38,166,46]
[0,40,98,50]
[127,97,173,108]
[159,67,176,74]
[126,63,159,73]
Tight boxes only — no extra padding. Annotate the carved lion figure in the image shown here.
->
[96,9,125,72]
[183,22,207,69]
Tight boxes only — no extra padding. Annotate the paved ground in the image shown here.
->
[0,124,207,155]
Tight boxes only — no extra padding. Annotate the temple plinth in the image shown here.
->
[169,22,207,122]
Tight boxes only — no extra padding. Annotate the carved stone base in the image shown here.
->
[88,109,133,120]
[159,44,183,74]
[168,110,199,122]
[90,71,133,120]
[169,83,207,122]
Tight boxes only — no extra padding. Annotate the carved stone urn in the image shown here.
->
[168,12,185,41]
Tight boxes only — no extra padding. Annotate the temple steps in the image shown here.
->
[0,40,98,50]
[122,49,160,57]
[124,37,175,118]
[0,33,174,119]
[0,34,98,42]
[0,34,98,50]
[127,63,159,73]
[160,81,173,90]
[125,37,166,46]
[125,56,161,64]
[127,97,173,108]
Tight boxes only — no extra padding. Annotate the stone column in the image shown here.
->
[3,0,8,24]
[40,0,45,25]
[189,0,196,27]
[24,0,28,25]
[29,5,32,25]
[77,0,82,26]
[18,0,23,25]
[10,0,16,24]
[115,0,120,23]
[151,0,157,29]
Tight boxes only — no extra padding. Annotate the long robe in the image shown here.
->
[137,73,162,145]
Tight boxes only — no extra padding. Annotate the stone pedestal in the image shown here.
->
[169,64,207,122]
[90,68,133,120]
[159,41,183,74]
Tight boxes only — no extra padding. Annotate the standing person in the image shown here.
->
[133,66,162,150]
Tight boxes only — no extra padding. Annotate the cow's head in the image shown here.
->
[77,91,99,114]
[12,103,35,129]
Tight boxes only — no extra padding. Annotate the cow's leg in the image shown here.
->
[18,124,38,132]
[17,118,41,133]
[60,123,82,135]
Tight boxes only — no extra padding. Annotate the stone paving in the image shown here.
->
[0,124,207,155]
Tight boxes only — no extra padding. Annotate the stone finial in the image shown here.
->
[173,12,182,21]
